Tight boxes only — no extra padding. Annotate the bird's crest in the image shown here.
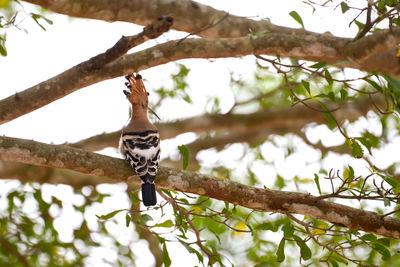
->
[124,73,149,107]
[123,73,161,120]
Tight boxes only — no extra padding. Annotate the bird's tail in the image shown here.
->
[141,183,157,206]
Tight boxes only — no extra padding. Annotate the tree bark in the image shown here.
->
[1,135,399,239]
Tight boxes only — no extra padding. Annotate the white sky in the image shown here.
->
[0,0,398,266]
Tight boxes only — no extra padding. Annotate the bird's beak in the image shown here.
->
[148,107,161,120]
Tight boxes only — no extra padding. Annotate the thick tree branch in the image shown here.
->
[23,0,400,73]
[1,24,398,124]
[23,0,307,38]
[0,160,121,187]
[0,16,172,125]
[0,136,399,239]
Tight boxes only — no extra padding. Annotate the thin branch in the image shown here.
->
[353,3,373,40]
[176,12,230,46]
[158,190,216,266]
[287,214,364,266]
[129,191,163,267]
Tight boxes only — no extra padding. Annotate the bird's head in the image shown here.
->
[123,73,149,109]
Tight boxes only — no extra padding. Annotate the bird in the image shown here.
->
[119,73,160,206]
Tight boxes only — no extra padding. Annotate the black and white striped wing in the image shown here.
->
[120,130,160,184]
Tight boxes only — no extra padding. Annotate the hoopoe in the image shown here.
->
[119,73,160,206]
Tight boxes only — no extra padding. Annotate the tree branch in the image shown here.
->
[2,20,399,124]
[1,136,399,239]
[0,160,124,187]
[0,16,172,125]
[23,0,400,74]
[23,0,307,38]
[70,96,381,152]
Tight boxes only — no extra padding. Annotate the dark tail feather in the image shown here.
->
[141,183,157,206]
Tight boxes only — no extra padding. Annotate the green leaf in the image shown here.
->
[30,13,53,31]
[161,188,173,198]
[329,259,339,267]
[293,235,312,260]
[378,1,387,11]
[361,233,377,242]
[255,222,274,231]
[330,252,348,264]
[372,242,391,261]
[383,197,391,207]
[340,2,349,13]
[364,78,383,92]
[355,137,372,155]
[139,214,154,223]
[301,80,311,95]
[152,219,174,228]
[276,238,286,262]
[309,61,327,69]
[382,74,400,102]
[314,174,322,195]
[126,214,131,227]
[351,139,363,158]
[178,239,204,263]
[96,209,126,220]
[347,165,355,182]
[324,68,333,85]
[178,144,189,170]
[162,243,172,267]
[289,11,304,28]
[317,101,336,128]
[383,176,398,188]
[0,42,6,57]
[340,89,348,102]
[328,92,336,101]
[377,238,391,247]
[275,175,285,189]
[282,223,294,238]
[384,0,398,8]
[354,20,365,32]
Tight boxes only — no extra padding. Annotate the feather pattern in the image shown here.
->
[120,131,160,183]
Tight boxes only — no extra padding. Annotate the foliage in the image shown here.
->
[0,184,140,266]
[0,0,53,57]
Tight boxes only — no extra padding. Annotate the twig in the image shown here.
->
[158,190,216,266]
[354,3,373,40]
[226,85,282,114]
[176,13,229,46]
[287,214,364,266]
